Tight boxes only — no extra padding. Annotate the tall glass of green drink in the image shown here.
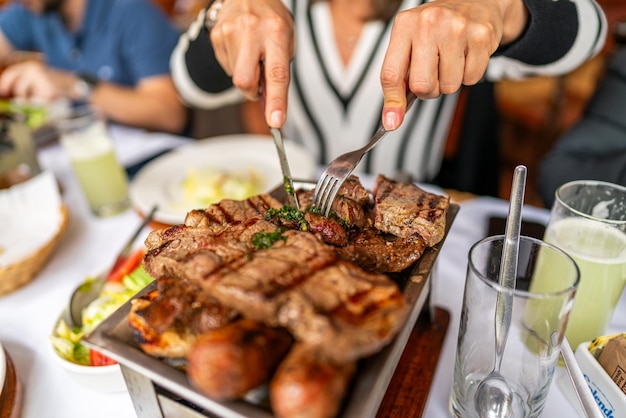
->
[57,107,129,217]
[543,180,626,350]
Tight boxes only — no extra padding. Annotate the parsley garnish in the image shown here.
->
[252,228,287,250]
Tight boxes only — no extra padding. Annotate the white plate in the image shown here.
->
[129,134,316,225]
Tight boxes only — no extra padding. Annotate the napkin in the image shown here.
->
[0,171,63,268]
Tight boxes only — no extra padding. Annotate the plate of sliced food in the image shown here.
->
[86,174,457,418]
[128,134,316,226]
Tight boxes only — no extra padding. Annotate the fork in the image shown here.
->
[312,92,417,216]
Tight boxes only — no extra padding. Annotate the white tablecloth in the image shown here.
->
[1,126,624,418]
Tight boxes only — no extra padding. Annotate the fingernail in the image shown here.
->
[270,110,284,128]
[384,111,398,130]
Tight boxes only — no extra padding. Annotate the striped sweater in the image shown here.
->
[171,0,606,182]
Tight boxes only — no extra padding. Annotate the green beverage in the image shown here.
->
[70,147,129,216]
[59,109,129,216]
[543,217,626,349]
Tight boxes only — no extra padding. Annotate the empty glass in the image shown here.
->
[450,235,579,418]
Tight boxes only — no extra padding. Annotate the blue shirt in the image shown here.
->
[0,0,180,86]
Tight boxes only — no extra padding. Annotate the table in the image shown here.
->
[1,126,624,418]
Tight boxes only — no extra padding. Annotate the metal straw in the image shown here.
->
[560,336,603,418]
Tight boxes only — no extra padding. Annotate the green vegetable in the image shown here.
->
[265,206,308,231]
[51,320,89,365]
[252,229,287,250]
[283,176,294,195]
[122,264,154,293]
[50,263,154,365]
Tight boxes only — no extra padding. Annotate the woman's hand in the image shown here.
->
[380,0,527,130]
[210,0,294,128]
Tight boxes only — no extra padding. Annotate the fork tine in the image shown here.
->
[312,174,332,212]
[312,174,329,206]
[319,177,339,216]
[320,177,342,216]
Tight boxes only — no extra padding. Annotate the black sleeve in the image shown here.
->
[494,0,605,66]
[184,19,233,93]
[170,8,239,108]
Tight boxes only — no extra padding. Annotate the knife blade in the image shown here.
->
[270,127,300,210]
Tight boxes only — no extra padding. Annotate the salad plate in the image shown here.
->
[129,134,316,226]
[49,249,153,392]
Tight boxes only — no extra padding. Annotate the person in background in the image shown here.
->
[538,43,626,208]
[0,0,188,135]
[170,0,607,183]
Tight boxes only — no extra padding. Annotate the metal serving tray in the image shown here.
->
[84,183,459,418]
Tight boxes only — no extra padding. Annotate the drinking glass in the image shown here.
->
[543,180,626,350]
[449,235,579,418]
[0,112,41,188]
[57,107,129,217]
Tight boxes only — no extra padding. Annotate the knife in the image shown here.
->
[259,62,300,210]
[270,127,300,210]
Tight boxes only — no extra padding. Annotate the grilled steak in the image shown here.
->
[298,175,371,230]
[130,174,450,410]
[304,211,348,247]
[373,175,449,247]
[184,194,283,228]
[142,227,406,362]
[336,227,426,273]
[274,259,407,362]
[143,217,279,282]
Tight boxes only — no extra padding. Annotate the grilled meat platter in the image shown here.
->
[84,174,456,418]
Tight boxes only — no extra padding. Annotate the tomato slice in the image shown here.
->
[89,349,117,366]
[107,249,145,283]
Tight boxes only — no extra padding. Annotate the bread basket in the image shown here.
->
[0,204,68,296]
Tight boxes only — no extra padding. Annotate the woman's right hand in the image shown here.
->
[210,0,294,128]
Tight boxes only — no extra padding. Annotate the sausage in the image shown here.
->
[187,319,292,400]
[270,343,356,418]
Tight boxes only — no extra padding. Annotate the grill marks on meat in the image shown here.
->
[206,231,339,323]
[277,260,407,362]
[143,217,279,283]
[184,194,283,228]
[373,175,449,247]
